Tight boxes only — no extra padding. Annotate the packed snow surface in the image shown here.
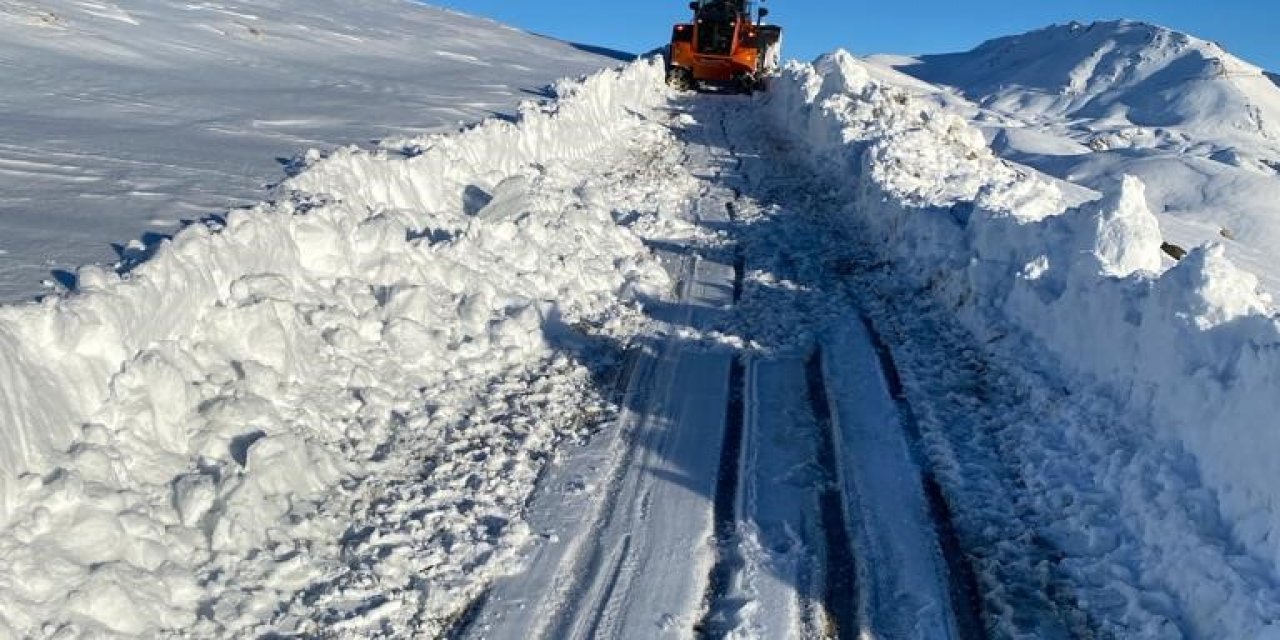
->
[0,0,625,302]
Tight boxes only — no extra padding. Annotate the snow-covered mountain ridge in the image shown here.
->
[902,20,1280,145]
[881,20,1280,295]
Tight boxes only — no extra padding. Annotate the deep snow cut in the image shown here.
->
[3,7,1280,638]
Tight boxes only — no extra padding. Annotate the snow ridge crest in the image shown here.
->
[908,20,1280,143]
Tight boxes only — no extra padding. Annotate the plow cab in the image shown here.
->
[667,0,782,93]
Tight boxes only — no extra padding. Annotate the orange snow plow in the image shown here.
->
[667,0,781,93]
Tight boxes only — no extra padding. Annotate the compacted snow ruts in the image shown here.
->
[460,102,742,640]
[712,99,979,639]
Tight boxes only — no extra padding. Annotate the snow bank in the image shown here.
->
[286,64,666,215]
[0,57,670,636]
[766,50,1280,633]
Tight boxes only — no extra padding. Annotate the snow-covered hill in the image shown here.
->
[902,20,1280,144]
[0,0,624,302]
[881,20,1280,293]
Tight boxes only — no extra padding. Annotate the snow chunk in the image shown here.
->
[1162,244,1271,329]
[814,49,873,96]
[172,474,216,527]
[1087,175,1164,276]
[244,434,344,497]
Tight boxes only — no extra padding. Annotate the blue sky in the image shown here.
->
[431,0,1280,71]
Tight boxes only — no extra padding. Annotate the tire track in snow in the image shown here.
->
[696,198,749,639]
[693,96,941,639]
[712,94,987,639]
[695,353,746,638]
[805,347,861,637]
[582,534,635,640]
[855,312,986,640]
[695,101,838,636]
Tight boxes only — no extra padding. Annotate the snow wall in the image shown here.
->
[765,51,1280,573]
[0,58,668,529]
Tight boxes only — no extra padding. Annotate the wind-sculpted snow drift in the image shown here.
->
[0,58,672,636]
[766,51,1280,635]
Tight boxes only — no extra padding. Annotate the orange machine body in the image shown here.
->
[667,1,780,91]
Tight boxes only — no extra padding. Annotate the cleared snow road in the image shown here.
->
[454,96,974,640]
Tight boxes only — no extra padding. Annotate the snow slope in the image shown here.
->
[880,20,1280,293]
[0,0,625,302]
